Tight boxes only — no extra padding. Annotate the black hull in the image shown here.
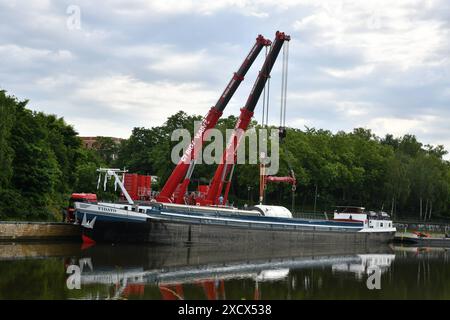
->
[83,219,395,246]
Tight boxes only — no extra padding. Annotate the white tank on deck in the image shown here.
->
[252,205,293,218]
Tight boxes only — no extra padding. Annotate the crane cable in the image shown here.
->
[280,41,294,191]
[280,41,289,128]
[261,46,267,127]
[260,41,294,208]
[280,41,295,211]
[259,44,272,204]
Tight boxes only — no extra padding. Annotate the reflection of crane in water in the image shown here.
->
[74,253,395,300]
[107,279,242,300]
[159,280,227,300]
[157,268,290,300]
[158,271,291,300]
[75,258,293,300]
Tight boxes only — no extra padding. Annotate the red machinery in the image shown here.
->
[203,31,291,206]
[65,193,97,222]
[156,35,271,203]
[122,173,152,201]
[259,167,296,204]
[265,176,296,184]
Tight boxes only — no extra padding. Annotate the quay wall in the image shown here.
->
[0,221,80,241]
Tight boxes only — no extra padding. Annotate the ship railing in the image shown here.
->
[292,211,328,220]
[153,202,263,217]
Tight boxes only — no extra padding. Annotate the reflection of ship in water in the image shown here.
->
[67,244,394,299]
[332,254,396,279]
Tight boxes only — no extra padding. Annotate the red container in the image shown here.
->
[124,173,139,200]
[124,173,152,200]
[146,176,151,190]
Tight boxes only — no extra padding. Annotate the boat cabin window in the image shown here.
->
[335,206,364,214]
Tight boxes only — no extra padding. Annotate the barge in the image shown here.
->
[74,169,395,245]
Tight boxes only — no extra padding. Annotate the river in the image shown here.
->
[0,242,448,299]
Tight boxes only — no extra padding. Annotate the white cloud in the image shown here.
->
[335,101,374,117]
[289,90,337,102]
[249,11,269,18]
[73,74,217,126]
[0,45,74,66]
[105,0,297,17]
[365,117,423,137]
[363,114,450,139]
[1,0,449,156]
[293,0,449,71]
[288,89,375,118]
[34,74,79,90]
[66,116,132,138]
[290,117,311,128]
[148,49,217,76]
[321,65,375,79]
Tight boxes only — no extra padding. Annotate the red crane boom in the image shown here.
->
[203,31,291,206]
[265,176,296,184]
[156,35,271,203]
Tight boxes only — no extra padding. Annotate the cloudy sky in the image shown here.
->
[1,0,449,156]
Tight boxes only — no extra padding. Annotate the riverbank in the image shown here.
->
[0,221,80,241]
[394,231,450,247]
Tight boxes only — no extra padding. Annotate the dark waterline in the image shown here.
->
[0,242,449,300]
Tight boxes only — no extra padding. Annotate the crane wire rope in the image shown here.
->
[280,41,289,128]
[280,41,295,211]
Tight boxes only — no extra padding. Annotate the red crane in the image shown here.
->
[259,168,296,204]
[203,31,291,206]
[156,35,271,203]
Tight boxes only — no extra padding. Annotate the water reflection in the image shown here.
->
[332,254,395,279]
[75,253,391,300]
[0,242,449,299]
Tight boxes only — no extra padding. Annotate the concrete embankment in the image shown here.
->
[0,221,80,241]
[0,242,82,261]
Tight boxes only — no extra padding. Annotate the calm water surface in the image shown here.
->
[0,242,449,299]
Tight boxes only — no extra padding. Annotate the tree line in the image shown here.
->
[1,89,449,221]
[0,90,107,220]
[115,111,450,221]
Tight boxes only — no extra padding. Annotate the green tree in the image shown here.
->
[0,90,16,189]
[93,136,119,166]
